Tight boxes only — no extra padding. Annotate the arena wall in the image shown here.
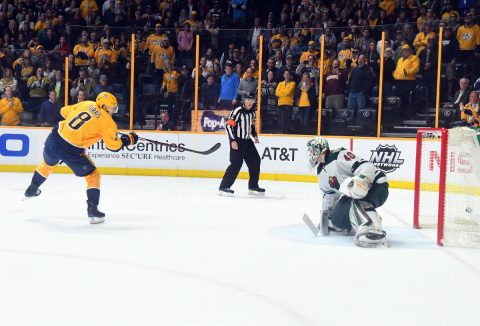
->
[0,128,418,189]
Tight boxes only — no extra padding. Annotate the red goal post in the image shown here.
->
[413,127,480,247]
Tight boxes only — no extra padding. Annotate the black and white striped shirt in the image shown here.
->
[225,105,257,140]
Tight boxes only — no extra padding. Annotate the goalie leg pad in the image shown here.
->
[319,210,330,236]
[350,200,387,248]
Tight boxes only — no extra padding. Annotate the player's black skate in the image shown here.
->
[218,187,234,197]
[248,186,265,196]
[24,184,41,200]
[87,201,105,224]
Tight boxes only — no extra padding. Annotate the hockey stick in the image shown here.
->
[302,213,320,236]
[138,137,221,155]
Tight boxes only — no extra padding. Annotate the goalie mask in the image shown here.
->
[307,137,329,168]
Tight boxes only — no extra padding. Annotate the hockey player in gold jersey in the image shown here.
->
[24,92,138,224]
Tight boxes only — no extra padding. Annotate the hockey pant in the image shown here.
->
[33,128,101,205]
[220,139,260,189]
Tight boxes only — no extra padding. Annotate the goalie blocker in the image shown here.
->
[306,137,389,247]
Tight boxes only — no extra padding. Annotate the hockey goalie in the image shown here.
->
[306,137,389,247]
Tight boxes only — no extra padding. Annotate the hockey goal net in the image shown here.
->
[413,127,480,247]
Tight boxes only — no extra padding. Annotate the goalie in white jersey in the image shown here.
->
[307,137,389,247]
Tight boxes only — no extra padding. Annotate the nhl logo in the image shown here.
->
[369,144,404,173]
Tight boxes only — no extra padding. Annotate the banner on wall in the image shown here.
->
[194,109,231,132]
[86,133,351,175]
[1,128,422,185]
[352,139,414,184]
[0,129,46,165]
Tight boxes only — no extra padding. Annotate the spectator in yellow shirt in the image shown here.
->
[0,86,23,126]
[80,0,99,19]
[441,3,459,22]
[338,37,353,70]
[27,67,50,113]
[184,11,199,30]
[300,41,319,64]
[270,28,289,50]
[457,13,480,64]
[275,70,296,133]
[94,39,117,66]
[413,23,436,55]
[295,73,316,133]
[393,44,420,118]
[34,13,47,32]
[161,60,180,122]
[379,0,395,16]
[151,38,176,83]
[459,91,480,126]
[416,5,427,32]
[145,23,168,55]
[73,34,95,66]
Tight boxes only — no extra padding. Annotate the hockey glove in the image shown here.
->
[339,175,371,199]
[120,132,139,147]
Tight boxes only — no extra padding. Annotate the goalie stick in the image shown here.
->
[138,137,221,155]
[302,213,320,236]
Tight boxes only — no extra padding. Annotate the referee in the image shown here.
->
[219,92,265,196]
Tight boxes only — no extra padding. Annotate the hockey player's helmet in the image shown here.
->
[307,137,329,158]
[307,137,329,168]
[96,92,118,115]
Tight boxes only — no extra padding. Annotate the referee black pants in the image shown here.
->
[220,139,261,189]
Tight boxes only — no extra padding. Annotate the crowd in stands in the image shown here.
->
[0,0,478,135]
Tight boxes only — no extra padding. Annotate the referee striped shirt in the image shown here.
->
[225,105,257,140]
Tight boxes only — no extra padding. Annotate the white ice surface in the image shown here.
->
[1,172,479,326]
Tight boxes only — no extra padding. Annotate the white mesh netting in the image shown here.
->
[417,129,442,227]
[417,127,480,247]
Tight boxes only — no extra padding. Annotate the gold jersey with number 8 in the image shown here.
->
[57,101,123,151]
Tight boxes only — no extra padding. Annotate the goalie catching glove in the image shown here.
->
[339,175,371,199]
[120,132,139,146]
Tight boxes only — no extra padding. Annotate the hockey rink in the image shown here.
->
[1,172,479,326]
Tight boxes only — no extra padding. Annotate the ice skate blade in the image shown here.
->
[90,217,105,224]
[218,191,234,197]
[354,238,388,248]
[248,190,265,196]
